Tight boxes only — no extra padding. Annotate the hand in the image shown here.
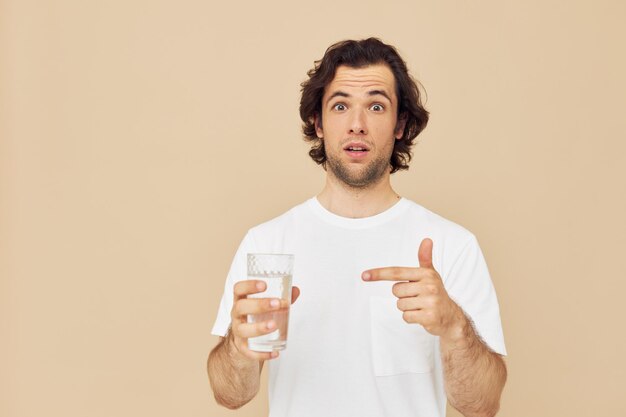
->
[229,280,300,361]
[362,238,465,339]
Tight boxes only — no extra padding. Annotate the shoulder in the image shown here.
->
[401,200,489,285]
[401,199,476,244]
[246,199,311,244]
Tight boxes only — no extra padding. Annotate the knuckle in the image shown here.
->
[423,273,436,283]
[402,311,412,323]
[239,299,253,314]
[231,300,242,315]
[392,283,402,297]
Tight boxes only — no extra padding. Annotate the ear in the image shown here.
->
[314,113,323,138]
[394,114,407,140]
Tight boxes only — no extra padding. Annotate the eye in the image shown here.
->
[370,104,384,112]
[332,103,347,111]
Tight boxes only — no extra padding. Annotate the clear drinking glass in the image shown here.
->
[246,253,294,352]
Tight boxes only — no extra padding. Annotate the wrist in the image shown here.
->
[441,308,472,347]
[224,326,264,366]
[224,327,246,359]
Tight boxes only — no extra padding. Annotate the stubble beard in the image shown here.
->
[325,149,391,189]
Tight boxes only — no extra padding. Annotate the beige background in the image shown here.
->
[2,1,625,416]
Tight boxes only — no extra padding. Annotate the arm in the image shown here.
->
[207,279,276,409]
[207,281,300,409]
[440,311,507,417]
[207,329,264,409]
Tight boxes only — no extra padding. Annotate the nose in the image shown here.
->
[349,110,368,135]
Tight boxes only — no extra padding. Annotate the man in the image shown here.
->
[207,38,507,417]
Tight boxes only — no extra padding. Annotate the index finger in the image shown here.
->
[233,280,266,301]
[362,266,425,282]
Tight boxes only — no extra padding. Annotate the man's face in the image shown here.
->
[315,64,405,189]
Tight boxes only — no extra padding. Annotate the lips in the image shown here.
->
[343,141,370,159]
[343,141,370,152]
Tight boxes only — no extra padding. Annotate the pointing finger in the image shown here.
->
[362,266,425,282]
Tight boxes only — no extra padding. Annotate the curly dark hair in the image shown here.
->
[299,38,429,173]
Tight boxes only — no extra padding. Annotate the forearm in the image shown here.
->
[207,329,262,409]
[440,313,507,417]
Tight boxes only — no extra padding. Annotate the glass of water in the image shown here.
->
[246,253,294,352]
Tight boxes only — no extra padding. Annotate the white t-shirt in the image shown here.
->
[212,197,506,417]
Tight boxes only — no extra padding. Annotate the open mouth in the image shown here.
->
[343,142,370,154]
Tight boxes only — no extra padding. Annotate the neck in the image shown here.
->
[317,172,400,218]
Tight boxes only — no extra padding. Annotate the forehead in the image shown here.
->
[325,64,397,99]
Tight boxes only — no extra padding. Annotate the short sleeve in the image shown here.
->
[210,232,256,337]
[444,235,507,355]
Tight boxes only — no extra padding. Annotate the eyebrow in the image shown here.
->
[367,89,392,103]
[325,89,392,105]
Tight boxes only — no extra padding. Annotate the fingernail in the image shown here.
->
[271,351,278,358]
[267,321,276,330]
[362,272,371,281]
[270,299,280,308]
[256,281,264,290]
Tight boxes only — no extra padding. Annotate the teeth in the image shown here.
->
[348,147,365,151]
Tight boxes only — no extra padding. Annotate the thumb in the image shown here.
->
[291,286,300,305]
[418,238,434,269]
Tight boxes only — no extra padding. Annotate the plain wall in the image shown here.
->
[2,1,625,416]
